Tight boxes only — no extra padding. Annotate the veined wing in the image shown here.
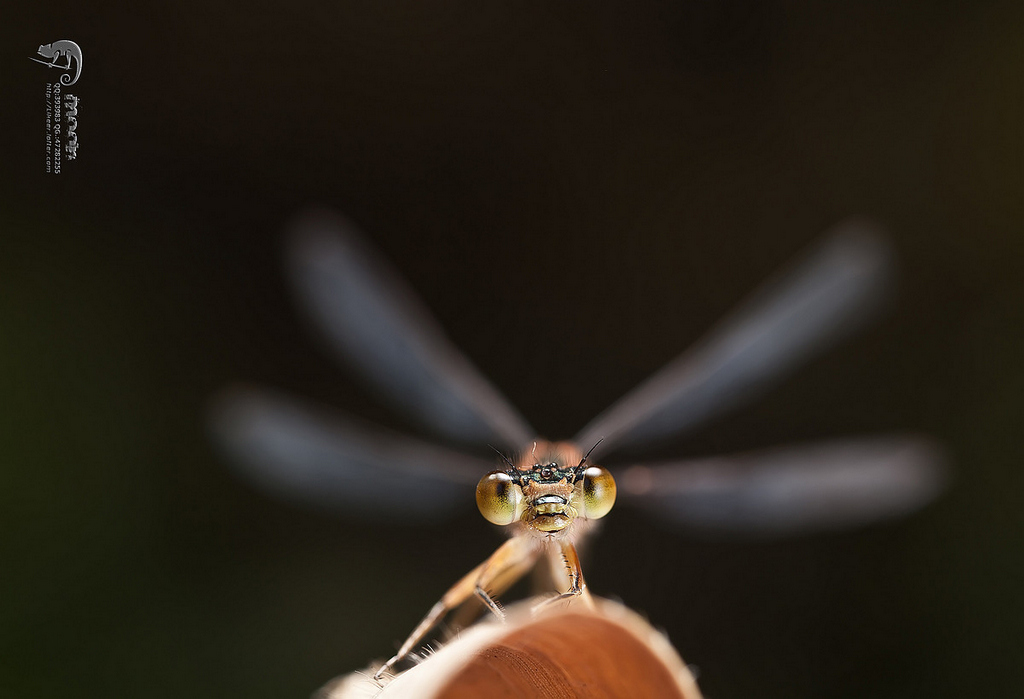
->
[209,386,490,520]
[615,436,946,534]
[288,209,533,449]
[577,220,894,459]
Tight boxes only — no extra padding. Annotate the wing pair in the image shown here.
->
[210,212,945,533]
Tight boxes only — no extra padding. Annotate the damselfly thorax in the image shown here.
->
[211,212,946,685]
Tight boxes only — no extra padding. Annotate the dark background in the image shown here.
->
[2,2,1021,697]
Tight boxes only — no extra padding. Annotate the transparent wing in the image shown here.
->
[288,209,533,448]
[615,436,946,534]
[209,386,492,520]
[577,220,895,459]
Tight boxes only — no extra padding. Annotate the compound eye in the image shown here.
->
[476,471,523,526]
[581,466,616,520]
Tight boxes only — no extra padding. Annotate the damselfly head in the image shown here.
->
[476,441,617,534]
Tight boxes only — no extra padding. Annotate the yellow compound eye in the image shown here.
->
[476,471,523,526]
[581,466,616,520]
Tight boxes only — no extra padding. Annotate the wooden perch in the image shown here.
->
[319,596,703,699]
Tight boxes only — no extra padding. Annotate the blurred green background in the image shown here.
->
[2,2,1022,697]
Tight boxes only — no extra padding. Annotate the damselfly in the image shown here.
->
[212,212,944,681]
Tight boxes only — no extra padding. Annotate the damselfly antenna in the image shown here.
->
[577,438,605,472]
[489,444,516,469]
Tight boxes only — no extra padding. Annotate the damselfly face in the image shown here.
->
[476,440,616,535]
